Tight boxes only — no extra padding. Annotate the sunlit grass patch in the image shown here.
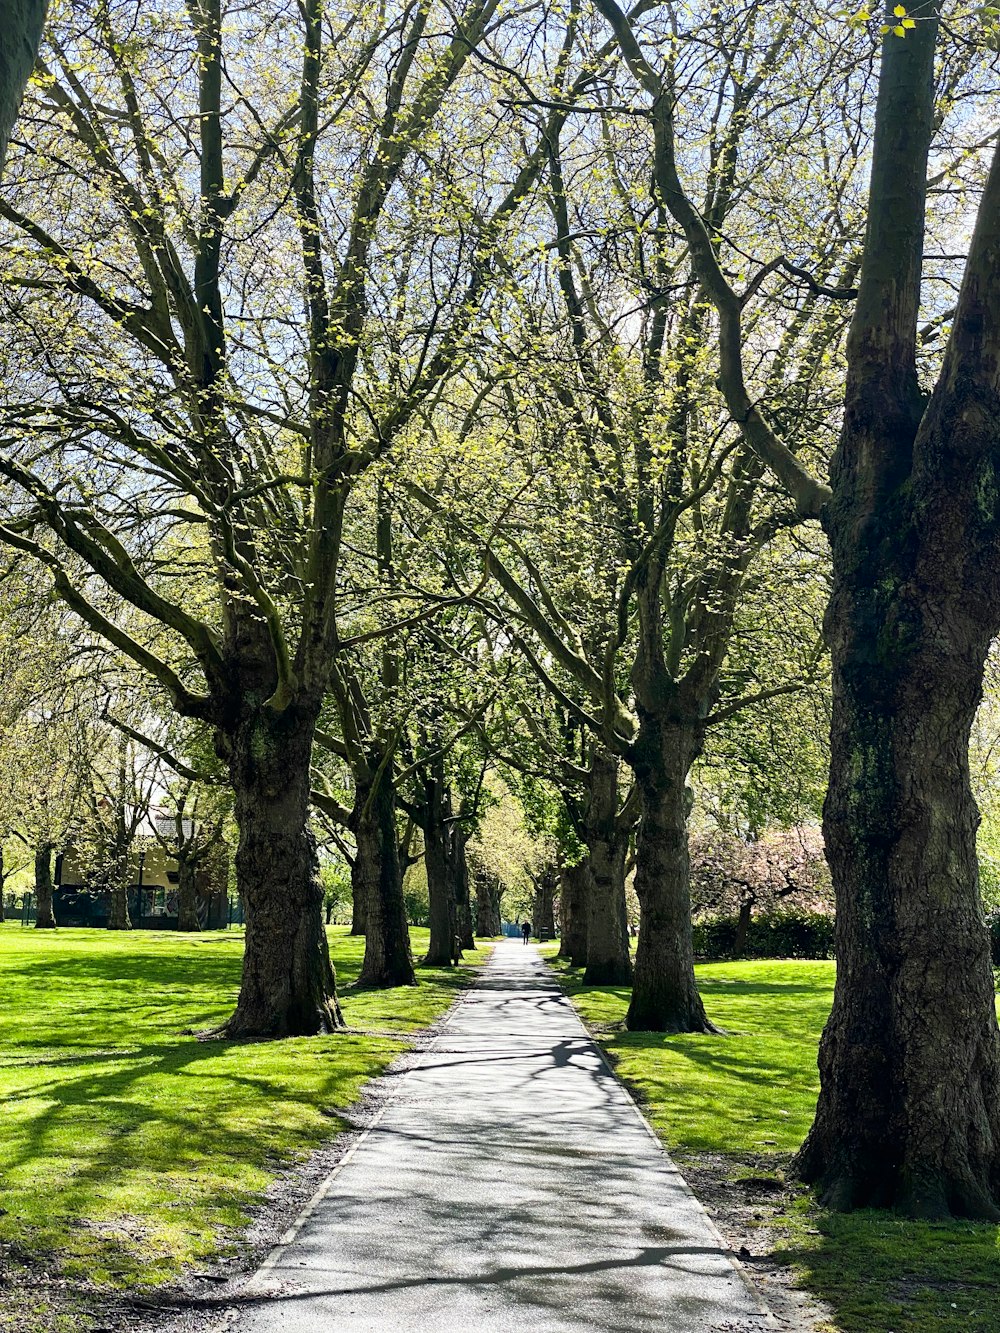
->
[551,953,1000,1332]
[0,925,482,1296]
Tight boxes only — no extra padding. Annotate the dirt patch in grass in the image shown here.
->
[676,1150,835,1332]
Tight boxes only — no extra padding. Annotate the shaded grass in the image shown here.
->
[557,958,830,1154]
[0,925,483,1306]
[548,951,1000,1333]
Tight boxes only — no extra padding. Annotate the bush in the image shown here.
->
[692,909,835,960]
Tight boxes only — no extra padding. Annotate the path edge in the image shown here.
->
[539,950,780,1330]
[211,953,490,1329]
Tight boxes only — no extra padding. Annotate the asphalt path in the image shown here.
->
[225,940,771,1332]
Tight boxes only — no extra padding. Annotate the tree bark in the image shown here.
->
[221,703,343,1036]
[349,876,367,934]
[583,751,631,984]
[732,897,752,959]
[0,0,48,174]
[176,854,201,932]
[422,772,455,966]
[452,823,475,950]
[107,875,131,930]
[627,715,711,1032]
[797,585,1000,1217]
[352,768,415,988]
[559,858,590,965]
[795,21,1000,1219]
[533,864,556,938]
[475,872,502,938]
[34,841,56,928]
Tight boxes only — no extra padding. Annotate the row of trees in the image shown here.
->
[2,0,1000,1219]
[0,591,230,929]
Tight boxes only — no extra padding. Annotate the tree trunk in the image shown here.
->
[475,873,502,938]
[732,897,752,959]
[0,0,48,174]
[533,865,556,938]
[34,842,56,929]
[559,858,590,965]
[627,716,711,1033]
[106,873,131,930]
[794,27,1000,1218]
[422,775,455,966]
[796,586,1000,1217]
[451,823,475,950]
[176,854,201,932]
[796,482,1000,1215]
[349,875,367,934]
[352,768,415,988]
[221,704,343,1037]
[0,844,7,922]
[584,750,632,985]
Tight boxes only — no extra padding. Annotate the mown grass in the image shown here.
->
[0,924,484,1321]
[547,951,1000,1333]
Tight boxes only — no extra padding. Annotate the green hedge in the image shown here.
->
[692,909,1000,964]
[692,909,835,960]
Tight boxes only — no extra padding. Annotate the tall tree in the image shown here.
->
[0,0,576,1033]
[594,0,1000,1213]
[414,68,846,1028]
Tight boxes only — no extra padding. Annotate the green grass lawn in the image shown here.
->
[0,924,485,1329]
[548,951,1000,1333]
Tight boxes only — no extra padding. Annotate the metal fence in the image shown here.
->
[14,891,245,929]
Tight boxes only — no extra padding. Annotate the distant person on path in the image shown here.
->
[521,920,531,945]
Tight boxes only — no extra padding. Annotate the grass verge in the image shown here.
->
[0,924,486,1330]
[546,950,1000,1333]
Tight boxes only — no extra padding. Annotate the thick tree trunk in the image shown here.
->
[107,874,131,930]
[533,865,556,939]
[796,562,1000,1217]
[221,704,343,1037]
[0,846,5,922]
[0,0,48,174]
[176,855,201,932]
[422,777,455,966]
[475,873,502,938]
[452,823,475,950]
[732,897,752,959]
[584,751,632,985]
[794,26,1000,1217]
[34,842,56,929]
[559,858,590,965]
[627,717,711,1033]
[352,770,415,988]
[349,877,367,934]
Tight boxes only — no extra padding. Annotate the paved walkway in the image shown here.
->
[228,941,770,1332]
